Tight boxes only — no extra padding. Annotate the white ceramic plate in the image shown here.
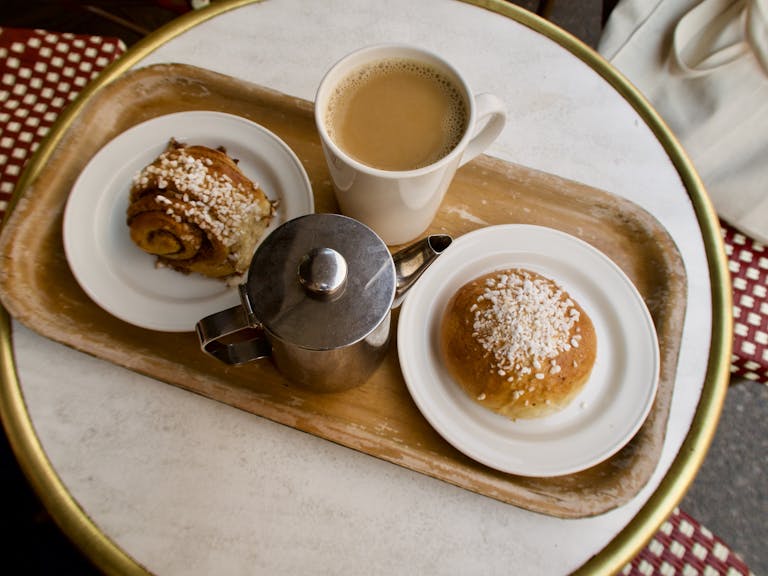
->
[398,224,659,477]
[63,111,314,332]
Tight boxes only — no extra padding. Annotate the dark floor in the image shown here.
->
[1,1,766,575]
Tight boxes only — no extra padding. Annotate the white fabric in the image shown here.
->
[599,0,768,243]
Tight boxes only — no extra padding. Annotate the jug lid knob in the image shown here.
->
[298,247,348,298]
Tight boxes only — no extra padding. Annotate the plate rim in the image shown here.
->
[62,110,314,332]
[397,223,660,477]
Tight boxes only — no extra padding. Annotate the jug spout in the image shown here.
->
[392,234,452,308]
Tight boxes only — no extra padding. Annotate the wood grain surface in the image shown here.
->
[0,64,687,517]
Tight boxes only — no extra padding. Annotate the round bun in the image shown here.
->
[440,268,597,420]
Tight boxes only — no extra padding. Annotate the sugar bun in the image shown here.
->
[440,268,597,419]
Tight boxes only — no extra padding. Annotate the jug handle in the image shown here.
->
[196,305,271,365]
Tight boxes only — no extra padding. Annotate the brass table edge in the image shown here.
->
[0,1,733,574]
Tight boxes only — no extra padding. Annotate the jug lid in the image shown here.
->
[244,213,395,350]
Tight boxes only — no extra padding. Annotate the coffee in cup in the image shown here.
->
[315,44,507,245]
[324,57,468,171]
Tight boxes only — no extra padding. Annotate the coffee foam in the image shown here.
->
[325,58,468,169]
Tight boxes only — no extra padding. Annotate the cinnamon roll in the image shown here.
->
[127,139,274,279]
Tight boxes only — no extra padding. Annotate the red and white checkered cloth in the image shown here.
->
[0,27,125,213]
[0,26,757,576]
[723,222,768,384]
[623,508,753,575]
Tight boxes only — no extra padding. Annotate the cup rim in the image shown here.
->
[314,43,476,178]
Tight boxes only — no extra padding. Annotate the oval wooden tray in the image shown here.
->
[0,64,686,518]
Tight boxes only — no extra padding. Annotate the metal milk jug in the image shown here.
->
[196,213,451,392]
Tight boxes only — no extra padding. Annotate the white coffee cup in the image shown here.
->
[315,44,507,245]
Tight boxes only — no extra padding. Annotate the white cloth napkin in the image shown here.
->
[599,0,768,244]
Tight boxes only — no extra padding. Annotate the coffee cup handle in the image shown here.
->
[459,93,507,167]
[196,305,271,365]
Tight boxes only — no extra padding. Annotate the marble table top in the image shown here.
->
[4,1,731,574]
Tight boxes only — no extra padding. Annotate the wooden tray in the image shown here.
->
[0,64,687,518]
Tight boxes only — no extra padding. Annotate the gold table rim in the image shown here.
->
[0,1,733,575]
